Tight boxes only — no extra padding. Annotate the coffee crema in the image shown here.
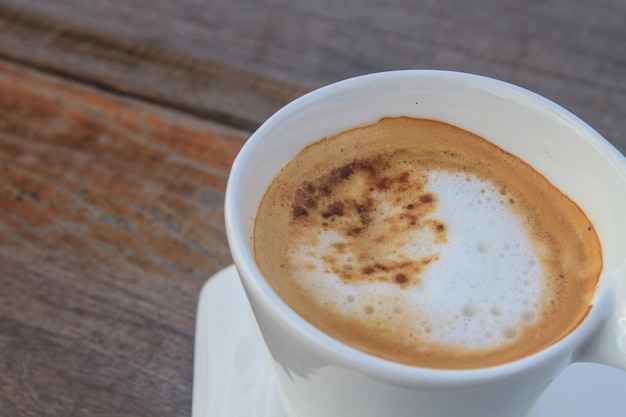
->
[254,117,602,369]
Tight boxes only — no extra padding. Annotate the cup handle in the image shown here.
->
[577,270,626,371]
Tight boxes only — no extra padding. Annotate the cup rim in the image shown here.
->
[225,69,622,387]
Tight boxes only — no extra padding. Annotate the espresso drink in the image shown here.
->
[254,117,602,369]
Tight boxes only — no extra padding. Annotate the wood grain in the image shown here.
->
[0,58,247,416]
[0,0,624,151]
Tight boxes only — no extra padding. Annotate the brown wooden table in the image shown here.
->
[0,1,624,415]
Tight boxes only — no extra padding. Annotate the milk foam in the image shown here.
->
[290,171,543,350]
[254,117,602,368]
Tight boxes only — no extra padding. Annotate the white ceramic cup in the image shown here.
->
[225,71,626,417]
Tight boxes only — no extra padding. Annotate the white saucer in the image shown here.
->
[192,265,626,417]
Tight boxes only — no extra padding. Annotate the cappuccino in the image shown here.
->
[254,117,602,369]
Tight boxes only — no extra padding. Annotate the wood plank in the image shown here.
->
[0,0,624,153]
[0,2,307,132]
[0,58,248,416]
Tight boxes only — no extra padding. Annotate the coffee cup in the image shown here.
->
[225,70,626,417]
